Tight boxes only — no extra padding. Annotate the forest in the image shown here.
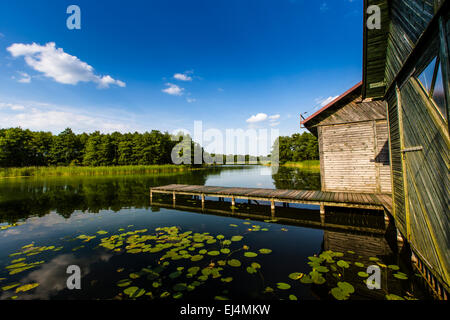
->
[0,127,319,167]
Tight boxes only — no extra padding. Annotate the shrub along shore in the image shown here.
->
[0,164,195,178]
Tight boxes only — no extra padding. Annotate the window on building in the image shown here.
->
[417,56,448,121]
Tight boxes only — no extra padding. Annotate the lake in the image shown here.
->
[0,166,430,300]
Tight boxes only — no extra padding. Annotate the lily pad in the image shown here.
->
[244,252,258,258]
[124,286,145,298]
[259,248,272,254]
[336,260,350,268]
[276,282,291,290]
[231,235,243,242]
[227,259,241,267]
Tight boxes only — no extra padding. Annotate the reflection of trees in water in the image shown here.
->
[0,168,230,223]
[272,167,321,190]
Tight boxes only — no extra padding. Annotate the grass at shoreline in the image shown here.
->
[281,160,320,169]
[0,165,195,178]
[263,160,320,171]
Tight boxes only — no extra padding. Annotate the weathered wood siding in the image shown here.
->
[390,77,450,290]
[319,119,391,194]
[382,0,450,290]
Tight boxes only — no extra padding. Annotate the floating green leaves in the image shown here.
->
[276,282,291,290]
[386,294,405,300]
[259,248,272,254]
[288,272,303,280]
[330,282,354,300]
[123,286,145,298]
[336,260,350,268]
[117,279,132,287]
[393,272,408,280]
[244,252,258,258]
[15,283,39,293]
[227,259,241,267]
[231,235,243,242]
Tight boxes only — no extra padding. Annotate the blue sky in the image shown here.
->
[0,0,363,138]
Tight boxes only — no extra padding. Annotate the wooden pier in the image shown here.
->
[150,184,393,214]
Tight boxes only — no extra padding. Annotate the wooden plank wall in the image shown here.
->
[396,77,450,289]
[384,0,435,88]
[320,119,392,194]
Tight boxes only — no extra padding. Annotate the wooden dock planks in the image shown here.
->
[150,184,393,213]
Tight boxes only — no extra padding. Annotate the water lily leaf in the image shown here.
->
[386,294,404,300]
[310,271,326,284]
[251,262,261,269]
[314,266,329,273]
[223,240,232,246]
[354,262,365,268]
[214,296,229,300]
[231,235,243,242]
[369,257,379,261]
[217,235,225,240]
[300,275,313,284]
[227,259,241,267]
[117,279,132,287]
[337,282,354,294]
[208,251,220,256]
[336,260,350,268]
[259,248,272,254]
[246,266,257,274]
[220,248,230,254]
[276,282,291,290]
[124,286,145,298]
[221,277,233,283]
[129,273,140,279]
[330,287,349,300]
[358,271,369,278]
[289,294,298,301]
[2,283,20,291]
[393,272,408,280]
[15,283,39,293]
[160,291,170,298]
[191,255,204,262]
[244,252,257,258]
[96,230,108,235]
[173,292,183,299]
[388,265,400,270]
[229,224,238,227]
[264,287,274,293]
[288,272,303,280]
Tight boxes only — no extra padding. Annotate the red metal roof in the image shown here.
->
[301,81,363,126]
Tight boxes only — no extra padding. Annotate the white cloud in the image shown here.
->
[186,97,196,103]
[269,114,280,121]
[269,121,280,127]
[0,100,141,133]
[16,72,31,83]
[7,42,125,88]
[174,73,192,81]
[162,83,184,96]
[246,113,268,123]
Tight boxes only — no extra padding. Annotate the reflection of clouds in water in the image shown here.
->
[1,252,112,300]
[1,212,100,238]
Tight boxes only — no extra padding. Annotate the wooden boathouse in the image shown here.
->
[364,0,449,299]
[302,0,448,298]
[301,82,392,194]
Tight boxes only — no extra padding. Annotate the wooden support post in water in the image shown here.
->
[150,190,153,204]
[201,194,205,210]
[173,191,176,207]
[320,204,325,225]
[231,196,235,207]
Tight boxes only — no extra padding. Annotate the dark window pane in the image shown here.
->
[432,63,447,120]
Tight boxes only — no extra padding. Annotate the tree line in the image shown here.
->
[0,128,184,167]
[274,132,319,163]
[0,127,319,167]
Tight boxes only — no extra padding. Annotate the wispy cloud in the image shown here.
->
[7,42,126,88]
[15,71,31,83]
[186,97,196,103]
[313,95,339,111]
[246,113,268,123]
[174,72,193,81]
[162,83,184,96]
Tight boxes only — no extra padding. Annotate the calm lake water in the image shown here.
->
[0,166,430,300]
